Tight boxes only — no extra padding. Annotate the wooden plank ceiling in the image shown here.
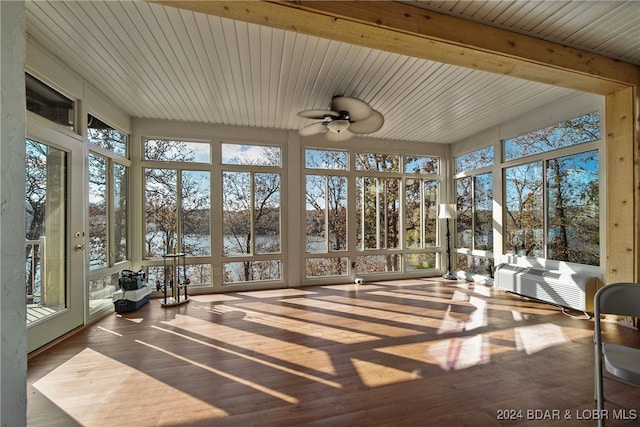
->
[25,1,640,143]
[408,1,640,67]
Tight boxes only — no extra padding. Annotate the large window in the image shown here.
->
[87,115,130,314]
[356,153,401,273]
[303,149,440,278]
[403,156,439,272]
[503,112,600,266]
[454,147,494,276]
[305,149,348,278]
[547,151,599,264]
[144,168,212,257]
[141,140,283,288]
[404,179,438,249]
[504,163,543,256]
[143,139,212,287]
[221,144,282,284]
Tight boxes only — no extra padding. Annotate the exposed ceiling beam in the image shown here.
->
[150,0,640,95]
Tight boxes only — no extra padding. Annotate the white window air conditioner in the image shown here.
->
[494,263,602,313]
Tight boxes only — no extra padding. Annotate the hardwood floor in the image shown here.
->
[27,278,640,426]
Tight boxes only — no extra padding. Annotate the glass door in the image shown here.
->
[26,122,85,353]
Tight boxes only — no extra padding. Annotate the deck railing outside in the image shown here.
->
[26,236,46,305]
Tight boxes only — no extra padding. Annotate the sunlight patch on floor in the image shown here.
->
[473,284,493,297]
[151,325,343,388]
[235,288,315,298]
[514,323,570,355]
[96,326,123,336]
[284,297,434,332]
[209,304,379,344]
[368,279,432,287]
[376,334,507,372]
[426,335,491,371]
[189,294,242,303]
[137,340,299,404]
[117,316,144,323]
[311,295,443,328]
[321,284,383,292]
[162,314,337,375]
[351,358,422,387]
[438,292,487,334]
[235,300,422,338]
[32,348,227,426]
[369,289,455,305]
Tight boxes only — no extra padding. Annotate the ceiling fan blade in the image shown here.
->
[349,110,384,134]
[298,109,337,119]
[298,122,327,136]
[325,129,354,141]
[331,96,372,121]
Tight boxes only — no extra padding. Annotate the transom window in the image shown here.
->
[145,139,211,163]
[503,112,599,161]
[26,73,75,131]
[87,114,128,157]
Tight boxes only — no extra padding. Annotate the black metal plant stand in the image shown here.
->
[161,252,190,307]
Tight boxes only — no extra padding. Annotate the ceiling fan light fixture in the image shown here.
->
[326,119,350,133]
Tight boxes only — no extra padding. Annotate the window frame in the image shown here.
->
[500,113,602,266]
[219,142,283,285]
[86,114,132,318]
[303,148,442,280]
[453,147,495,277]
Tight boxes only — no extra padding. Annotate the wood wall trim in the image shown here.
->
[605,87,638,282]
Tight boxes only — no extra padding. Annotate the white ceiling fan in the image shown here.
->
[297,96,384,141]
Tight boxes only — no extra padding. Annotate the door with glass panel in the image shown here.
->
[25,127,85,353]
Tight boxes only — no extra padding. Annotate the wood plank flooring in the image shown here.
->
[27,278,640,426]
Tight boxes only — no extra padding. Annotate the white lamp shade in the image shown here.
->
[438,203,457,219]
[326,119,350,133]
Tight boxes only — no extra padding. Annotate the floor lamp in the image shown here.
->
[439,203,457,280]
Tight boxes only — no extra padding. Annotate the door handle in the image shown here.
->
[74,244,85,252]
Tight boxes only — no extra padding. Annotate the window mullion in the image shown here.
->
[107,158,114,266]
[176,169,183,254]
[250,171,255,255]
[420,179,426,249]
[470,176,475,252]
[542,160,549,260]
[324,176,330,251]
[377,178,382,249]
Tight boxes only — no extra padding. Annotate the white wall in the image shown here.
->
[1,2,27,425]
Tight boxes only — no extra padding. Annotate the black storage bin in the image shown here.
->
[119,269,146,291]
